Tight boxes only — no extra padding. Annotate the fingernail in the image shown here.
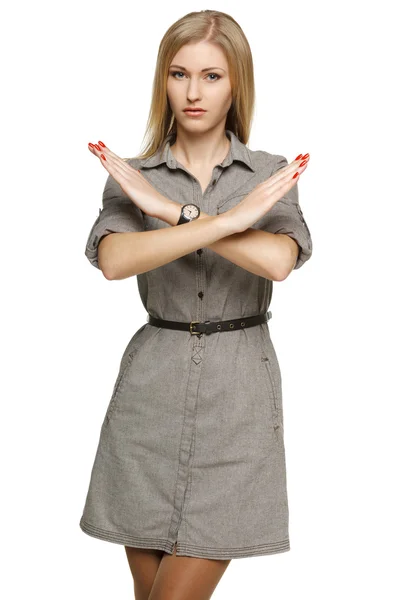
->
[295,154,303,161]
[88,143,95,148]
[100,154,106,161]
[94,144,101,150]
[302,153,309,160]
[299,159,308,167]
[98,141,106,147]
[292,172,299,179]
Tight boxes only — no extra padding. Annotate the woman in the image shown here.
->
[80,9,312,600]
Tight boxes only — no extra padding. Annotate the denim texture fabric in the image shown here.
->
[79,129,313,559]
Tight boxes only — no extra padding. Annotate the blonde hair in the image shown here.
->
[135,10,255,160]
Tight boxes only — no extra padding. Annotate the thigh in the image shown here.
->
[124,546,165,600]
[148,546,231,600]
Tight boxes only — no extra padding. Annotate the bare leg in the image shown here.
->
[124,546,165,600]
[148,545,231,600]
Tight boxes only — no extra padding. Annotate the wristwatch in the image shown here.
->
[176,203,200,225]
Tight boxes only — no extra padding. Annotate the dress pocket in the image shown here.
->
[101,323,161,427]
[103,348,138,426]
[260,353,284,435]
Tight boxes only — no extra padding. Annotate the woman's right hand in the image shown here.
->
[223,154,310,234]
[88,141,171,219]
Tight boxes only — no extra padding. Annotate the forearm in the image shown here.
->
[98,211,235,281]
[158,201,288,281]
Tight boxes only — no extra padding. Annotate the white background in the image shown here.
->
[2,0,399,598]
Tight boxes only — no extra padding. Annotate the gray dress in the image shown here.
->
[79,129,313,560]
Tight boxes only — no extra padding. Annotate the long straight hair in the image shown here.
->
[134,10,256,160]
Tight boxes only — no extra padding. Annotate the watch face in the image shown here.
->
[183,204,199,219]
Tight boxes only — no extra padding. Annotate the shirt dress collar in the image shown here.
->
[139,129,255,173]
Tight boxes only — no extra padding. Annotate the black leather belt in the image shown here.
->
[147,311,272,336]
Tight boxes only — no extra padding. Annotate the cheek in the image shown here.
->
[166,81,178,104]
[216,94,233,113]
[210,84,232,106]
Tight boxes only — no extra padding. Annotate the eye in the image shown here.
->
[169,71,221,82]
[170,71,185,79]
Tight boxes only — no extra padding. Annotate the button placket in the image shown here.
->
[191,166,220,345]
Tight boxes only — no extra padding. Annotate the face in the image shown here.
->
[167,41,232,133]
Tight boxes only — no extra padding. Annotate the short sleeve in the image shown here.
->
[85,171,145,270]
[259,154,313,270]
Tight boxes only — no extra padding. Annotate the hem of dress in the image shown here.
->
[176,539,290,559]
[79,517,175,553]
[80,517,290,559]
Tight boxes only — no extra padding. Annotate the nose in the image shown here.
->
[186,79,202,102]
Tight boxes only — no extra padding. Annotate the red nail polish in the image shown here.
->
[292,172,299,179]
[295,154,303,161]
[302,153,309,160]
[100,153,106,161]
[94,144,101,150]
[98,141,106,147]
[88,143,95,148]
[299,159,308,167]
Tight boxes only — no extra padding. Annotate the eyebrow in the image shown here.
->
[169,64,226,73]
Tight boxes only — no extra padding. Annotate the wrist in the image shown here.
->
[215,212,239,237]
[157,200,206,226]
[156,200,181,226]
[156,200,238,236]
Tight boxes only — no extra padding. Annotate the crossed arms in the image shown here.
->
[98,199,299,282]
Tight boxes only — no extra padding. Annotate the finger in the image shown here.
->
[87,143,120,178]
[94,142,134,172]
[259,155,309,197]
[290,158,309,180]
[94,141,121,161]
[265,162,308,209]
[96,150,139,183]
[87,142,127,175]
[88,142,105,158]
[93,151,143,197]
[88,141,141,178]
[265,154,310,188]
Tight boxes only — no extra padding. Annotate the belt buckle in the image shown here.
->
[189,320,201,335]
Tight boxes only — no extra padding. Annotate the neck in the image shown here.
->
[170,126,231,169]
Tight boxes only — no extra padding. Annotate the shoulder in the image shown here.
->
[247,148,288,174]
[124,157,142,170]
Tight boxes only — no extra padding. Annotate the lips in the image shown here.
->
[184,109,206,113]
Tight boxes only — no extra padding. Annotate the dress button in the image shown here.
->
[198,291,204,299]
[197,249,203,255]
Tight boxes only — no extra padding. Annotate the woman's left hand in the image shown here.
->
[88,141,167,218]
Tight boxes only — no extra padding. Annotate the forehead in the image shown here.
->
[170,41,228,71]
